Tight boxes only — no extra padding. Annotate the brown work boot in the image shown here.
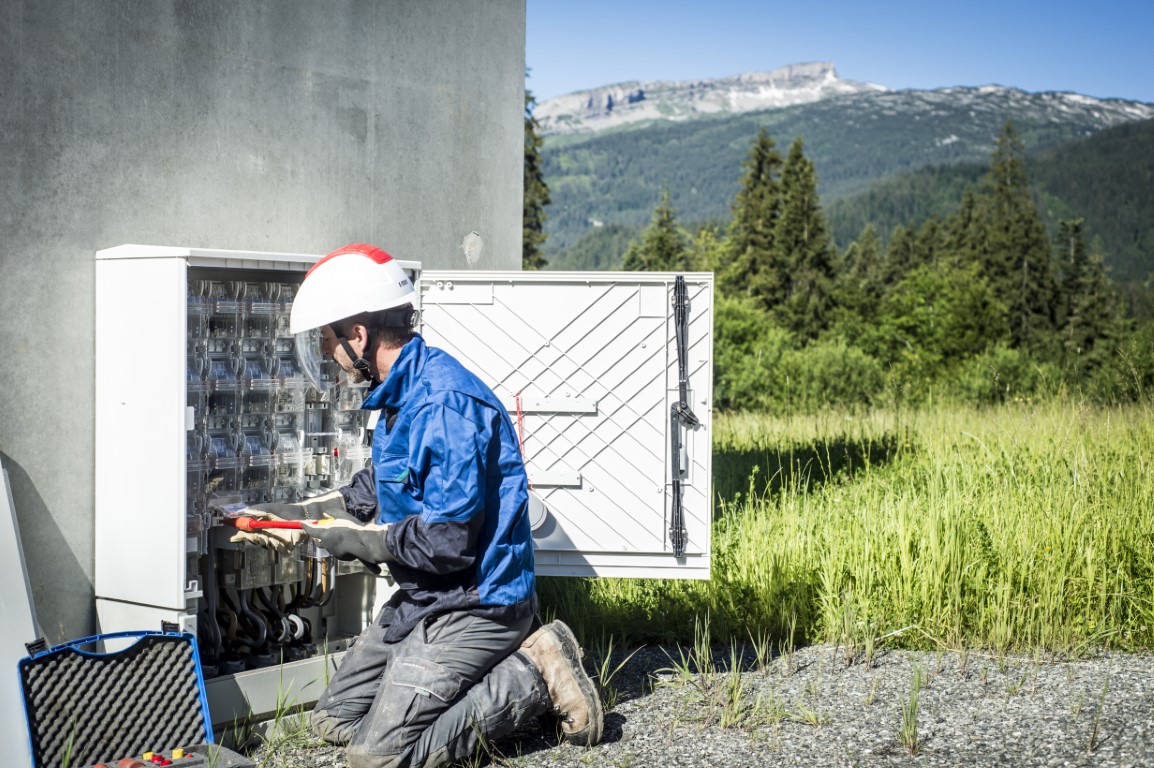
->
[519,620,604,746]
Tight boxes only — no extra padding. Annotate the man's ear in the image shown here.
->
[348,322,372,351]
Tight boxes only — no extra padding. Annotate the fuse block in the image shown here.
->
[184,274,373,677]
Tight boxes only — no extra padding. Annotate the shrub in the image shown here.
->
[1088,322,1154,403]
[779,337,886,411]
[713,296,793,411]
[951,345,1062,404]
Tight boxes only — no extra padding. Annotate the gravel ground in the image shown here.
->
[251,644,1154,767]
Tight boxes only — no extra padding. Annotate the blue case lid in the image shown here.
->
[18,631,214,767]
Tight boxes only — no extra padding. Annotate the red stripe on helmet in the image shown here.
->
[305,243,394,279]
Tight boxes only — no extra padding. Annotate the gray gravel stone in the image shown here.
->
[249,644,1154,767]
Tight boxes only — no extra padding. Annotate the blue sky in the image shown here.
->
[527,0,1154,104]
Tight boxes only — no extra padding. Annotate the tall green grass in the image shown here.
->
[539,401,1154,653]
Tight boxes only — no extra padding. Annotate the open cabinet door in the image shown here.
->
[418,271,713,579]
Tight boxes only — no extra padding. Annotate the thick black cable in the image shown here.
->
[669,276,699,558]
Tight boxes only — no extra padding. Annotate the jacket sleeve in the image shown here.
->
[385,401,489,575]
[339,466,379,522]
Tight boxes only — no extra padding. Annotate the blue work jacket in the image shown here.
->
[359,334,536,641]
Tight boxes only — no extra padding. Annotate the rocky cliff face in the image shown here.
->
[535,62,887,135]
[535,62,1154,138]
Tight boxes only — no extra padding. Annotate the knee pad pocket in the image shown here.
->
[347,656,468,761]
[389,655,465,704]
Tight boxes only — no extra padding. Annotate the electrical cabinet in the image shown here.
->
[94,245,713,727]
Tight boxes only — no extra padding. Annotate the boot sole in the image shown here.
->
[549,622,604,746]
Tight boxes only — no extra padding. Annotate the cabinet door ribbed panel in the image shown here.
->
[419,271,713,579]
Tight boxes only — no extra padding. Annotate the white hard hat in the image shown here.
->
[289,243,417,334]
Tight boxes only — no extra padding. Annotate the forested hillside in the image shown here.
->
[824,119,1154,282]
[542,91,1154,281]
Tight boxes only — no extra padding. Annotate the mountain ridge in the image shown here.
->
[536,62,1154,137]
[536,61,886,135]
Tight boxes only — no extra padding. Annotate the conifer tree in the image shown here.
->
[883,224,920,286]
[523,86,551,270]
[721,129,782,300]
[846,224,885,291]
[622,189,691,271]
[688,226,724,273]
[916,217,946,267]
[772,136,836,338]
[830,224,885,337]
[1055,217,1087,329]
[1056,219,1115,358]
[883,219,942,284]
[977,122,1057,350]
[945,187,984,269]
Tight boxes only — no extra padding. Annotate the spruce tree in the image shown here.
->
[622,189,691,271]
[945,186,984,269]
[688,226,724,273]
[977,122,1057,350]
[523,86,551,270]
[846,224,885,293]
[883,224,920,286]
[916,217,946,267]
[1056,219,1115,359]
[772,136,836,339]
[721,129,782,300]
[830,224,885,338]
[1055,217,1087,330]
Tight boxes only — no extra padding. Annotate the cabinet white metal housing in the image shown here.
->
[94,245,713,726]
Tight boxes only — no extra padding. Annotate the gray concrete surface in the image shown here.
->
[0,0,525,644]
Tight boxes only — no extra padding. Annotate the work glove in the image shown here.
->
[225,508,305,552]
[224,490,352,552]
[301,516,394,575]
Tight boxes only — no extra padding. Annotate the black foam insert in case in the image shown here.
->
[18,631,253,768]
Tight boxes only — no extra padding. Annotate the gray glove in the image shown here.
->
[301,516,394,574]
[225,490,352,551]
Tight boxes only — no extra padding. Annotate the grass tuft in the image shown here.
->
[899,663,924,755]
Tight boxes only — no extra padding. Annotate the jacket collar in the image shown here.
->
[361,334,426,411]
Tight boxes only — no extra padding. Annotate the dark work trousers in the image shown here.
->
[311,609,549,768]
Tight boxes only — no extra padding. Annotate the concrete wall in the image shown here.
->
[0,0,525,643]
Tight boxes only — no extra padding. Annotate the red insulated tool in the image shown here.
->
[225,516,304,531]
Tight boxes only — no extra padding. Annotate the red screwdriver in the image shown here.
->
[225,516,304,531]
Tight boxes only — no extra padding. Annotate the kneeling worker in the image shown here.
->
[232,243,602,767]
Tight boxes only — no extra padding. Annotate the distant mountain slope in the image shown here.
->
[1030,119,1154,281]
[825,161,984,252]
[536,61,885,135]
[540,77,1154,278]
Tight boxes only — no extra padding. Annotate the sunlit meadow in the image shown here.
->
[540,401,1154,655]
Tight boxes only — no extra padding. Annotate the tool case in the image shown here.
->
[18,631,254,768]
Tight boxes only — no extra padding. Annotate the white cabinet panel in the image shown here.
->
[420,271,713,579]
